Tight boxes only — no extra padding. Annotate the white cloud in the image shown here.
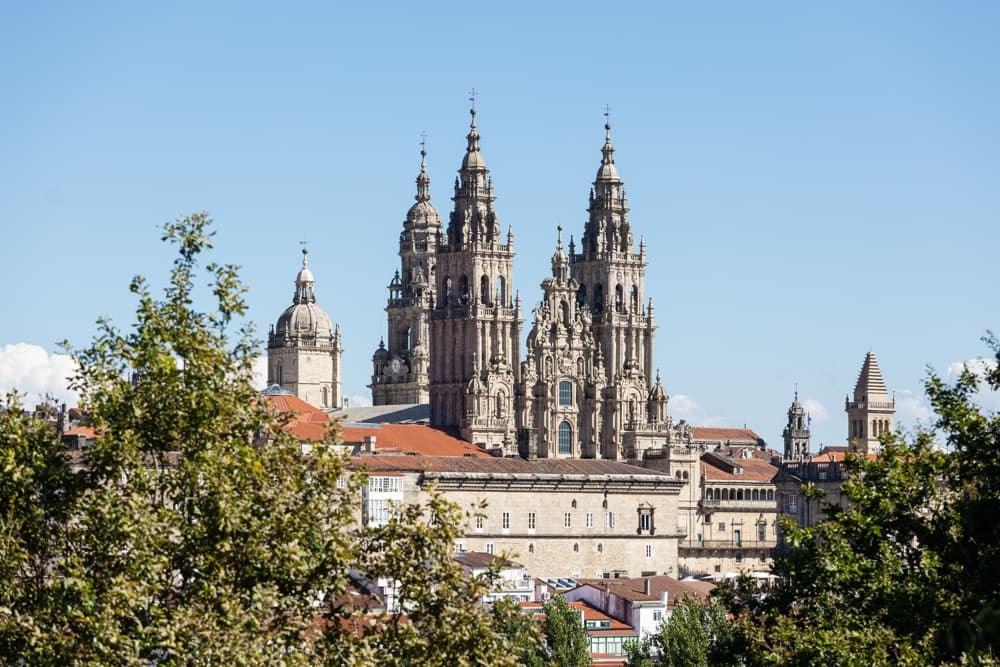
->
[0,343,79,406]
[251,355,268,389]
[669,393,727,427]
[895,388,933,426]
[946,358,1000,413]
[347,394,372,408]
[802,398,829,423]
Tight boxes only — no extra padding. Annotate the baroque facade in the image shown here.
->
[372,109,686,461]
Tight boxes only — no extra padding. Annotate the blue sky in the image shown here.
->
[2,1,998,450]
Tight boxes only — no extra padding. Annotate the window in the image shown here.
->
[787,495,798,513]
[528,512,536,530]
[486,543,494,555]
[476,515,484,531]
[528,543,534,554]
[735,551,743,563]
[653,610,663,621]
[645,544,652,559]
[606,512,615,528]
[759,552,767,564]
[718,522,726,531]
[586,512,594,528]
[559,381,573,406]
[573,543,579,553]
[638,507,654,534]
[758,523,766,541]
[767,490,774,501]
[564,512,572,528]
[734,529,742,546]
[558,421,572,454]
[336,476,346,489]
[502,512,510,530]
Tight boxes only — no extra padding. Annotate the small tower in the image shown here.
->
[782,390,810,459]
[267,249,343,409]
[371,145,441,405]
[845,351,895,455]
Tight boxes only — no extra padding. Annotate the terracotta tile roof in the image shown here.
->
[340,423,491,457]
[811,448,878,463]
[574,575,710,609]
[692,427,763,442]
[263,394,333,442]
[351,455,677,477]
[702,456,778,482]
[453,552,517,569]
[62,425,98,439]
[519,600,636,634]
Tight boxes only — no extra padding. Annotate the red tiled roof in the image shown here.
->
[702,456,778,482]
[519,600,636,634]
[351,455,678,477]
[812,449,878,463]
[574,575,710,609]
[340,423,491,457]
[63,425,98,439]
[263,394,333,442]
[692,427,762,442]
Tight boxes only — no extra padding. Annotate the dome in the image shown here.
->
[597,160,620,182]
[406,200,442,229]
[274,302,334,343]
[462,149,486,171]
[296,265,315,283]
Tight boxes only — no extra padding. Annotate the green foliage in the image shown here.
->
[733,335,1000,666]
[542,595,592,666]
[491,596,547,667]
[0,213,517,665]
[651,596,739,667]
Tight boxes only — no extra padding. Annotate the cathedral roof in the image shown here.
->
[339,423,491,457]
[701,456,777,482]
[352,455,678,478]
[405,147,442,229]
[690,427,763,444]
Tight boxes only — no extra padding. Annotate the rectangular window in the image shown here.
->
[653,610,662,621]
[758,523,766,542]
[486,543,494,555]
[718,522,726,531]
[502,512,510,530]
[564,512,572,528]
[476,515,484,531]
[528,512,536,530]
[586,512,594,528]
[734,529,742,546]
[645,544,652,559]
[639,509,653,534]
[559,381,572,406]
[787,495,798,513]
[606,512,615,528]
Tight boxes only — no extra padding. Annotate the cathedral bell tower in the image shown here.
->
[569,120,658,459]
[846,351,895,455]
[782,390,811,459]
[370,146,441,405]
[429,106,522,455]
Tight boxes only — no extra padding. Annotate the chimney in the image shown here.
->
[644,578,651,596]
[364,435,377,453]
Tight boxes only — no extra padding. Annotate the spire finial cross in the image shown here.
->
[299,238,309,254]
[469,87,478,110]
[419,130,427,153]
[603,104,612,127]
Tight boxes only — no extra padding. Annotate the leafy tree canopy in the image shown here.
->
[0,213,519,665]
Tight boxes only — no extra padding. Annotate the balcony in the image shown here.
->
[679,538,776,551]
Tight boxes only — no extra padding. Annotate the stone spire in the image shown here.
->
[582,120,633,258]
[783,389,810,459]
[846,351,895,455]
[551,225,568,280]
[448,106,500,247]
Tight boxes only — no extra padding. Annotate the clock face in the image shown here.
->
[391,358,402,373]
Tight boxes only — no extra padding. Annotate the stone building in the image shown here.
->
[774,350,895,530]
[369,107,687,462]
[267,249,343,409]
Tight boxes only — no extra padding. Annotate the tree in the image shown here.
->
[541,595,592,666]
[732,335,1000,666]
[491,596,547,667]
[0,213,518,665]
[650,595,739,667]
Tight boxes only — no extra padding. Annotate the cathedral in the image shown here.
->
[367,107,687,461]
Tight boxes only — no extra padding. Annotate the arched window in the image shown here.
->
[458,275,469,303]
[559,381,573,406]
[560,300,570,325]
[722,489,729,501]
[597,543,603,553]
[480,275,490,304]
[404,327,412,351]
[277,365,283,387]
[558,421,572,455]
[630,285,639,312]
[322,386,329,407]
[615,284,624,313]
[593,284,604,313]
[495,390,507,419]
[752,489,759,501]
[705,488,712,499]
[714,488,721,500]
[571,499,577,509]
[577,284,587,306]
[683,471,689,480]
[443,277,453,305]
[767,490,774,501]
[528,543,534,554]
[737,489,744,501]
[496,276,506,305]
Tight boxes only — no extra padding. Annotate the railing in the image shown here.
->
[679,539,776,550]
[845,400,895,410]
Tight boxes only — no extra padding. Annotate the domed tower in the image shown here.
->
[267,249,343,409]
[429,105,522,455]
[782,390,811,459]
[569,119,657,459]
[371,146,441,405]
